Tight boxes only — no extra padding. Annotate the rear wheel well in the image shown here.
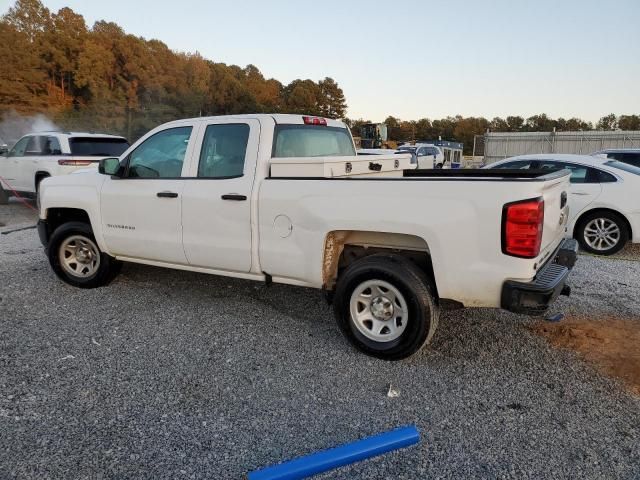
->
[34,171,50,190]
[574,208,631,238]
[45,208,91,236]
[323,230,438,298]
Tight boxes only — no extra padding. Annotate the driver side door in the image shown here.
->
[100,124,197,264]
[1,136,30,192]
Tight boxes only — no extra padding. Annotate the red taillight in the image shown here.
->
[502,198,544,258]
[58,159,95,166]
[302,116,327,126]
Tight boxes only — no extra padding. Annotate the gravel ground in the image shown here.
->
[0,209,639,479]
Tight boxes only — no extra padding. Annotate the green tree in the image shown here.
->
[525,113,556,131]
[489,117,508,131]
[617,115,640,130]
[284,79,321,115]
[506,116,524,131]
[596,113,618,131]
[415,118,432,140]
[318,77,347,118]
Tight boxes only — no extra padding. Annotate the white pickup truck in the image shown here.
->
[37,114,577,360]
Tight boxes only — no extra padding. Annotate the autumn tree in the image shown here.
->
[0,0,349,140]
[0,22,48,112]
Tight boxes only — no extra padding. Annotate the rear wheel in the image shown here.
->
[333,254,439,360]
[47,221,121,288]
[576,211,629,256]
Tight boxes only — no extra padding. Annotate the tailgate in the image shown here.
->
[537,173,571,263]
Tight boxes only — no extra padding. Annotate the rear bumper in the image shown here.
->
[501,239,578,315]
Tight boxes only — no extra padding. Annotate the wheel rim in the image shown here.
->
[349,279,409,343]
[583,218,621,251]
[58,235,101,278]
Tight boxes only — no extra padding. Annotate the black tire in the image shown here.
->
[47,221,121,288]
[0,183,9,204]
[435,163,443,169]
[575,210,629,256]
[333,254,439,360]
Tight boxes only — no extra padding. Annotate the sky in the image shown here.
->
[2,0,639,122]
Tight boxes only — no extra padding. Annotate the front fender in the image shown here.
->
[40,174,109,253]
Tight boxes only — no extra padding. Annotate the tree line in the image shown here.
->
[1,0,637,152]
[0,0,347,141]
[346,113,640,155]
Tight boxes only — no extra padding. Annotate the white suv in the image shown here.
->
[0,132,129,204]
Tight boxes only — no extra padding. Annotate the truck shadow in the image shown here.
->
[115,262,530,362]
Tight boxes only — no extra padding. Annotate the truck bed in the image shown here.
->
[269,168,570,182]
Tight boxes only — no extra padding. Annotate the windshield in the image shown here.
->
[604,160,640,176]
[273,125,355,158]
[69,137,130,156]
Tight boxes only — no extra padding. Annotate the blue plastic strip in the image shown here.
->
[248,425,420,480]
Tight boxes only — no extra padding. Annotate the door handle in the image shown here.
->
[571,192,590,196]
[221,194,247,201]
[157,191,178,198]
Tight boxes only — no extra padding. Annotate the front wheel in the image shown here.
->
[333,254,439,360]
[576,211,629,256]
[47,221,121,288]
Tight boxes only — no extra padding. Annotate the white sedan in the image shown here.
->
[487,154,640,255]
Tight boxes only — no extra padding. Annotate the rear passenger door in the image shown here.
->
[537,160,603,221]
[181,118,260,272]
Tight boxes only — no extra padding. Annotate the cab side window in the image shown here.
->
[8,137,29,157]
[126,127,192,178]
[198,124,249,178]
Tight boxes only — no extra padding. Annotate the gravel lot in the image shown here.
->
[1,203,639,479]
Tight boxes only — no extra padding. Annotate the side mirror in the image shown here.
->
[99,157,121,176]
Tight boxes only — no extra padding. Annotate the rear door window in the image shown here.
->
[592,169,617,183]
[273,125,355,158]
[553,162,591,183]
[69,138,130,156]
[43,136,62,155]
[198,124,249,178]
[25,136,44,156]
